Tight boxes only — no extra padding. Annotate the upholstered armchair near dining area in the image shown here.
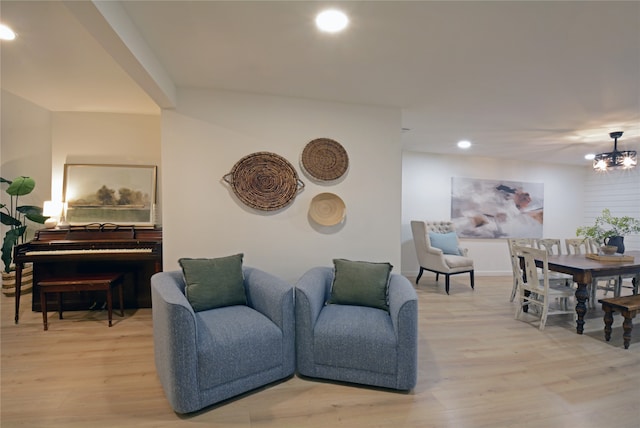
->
[151,262,295,414]
[410,220,474,294]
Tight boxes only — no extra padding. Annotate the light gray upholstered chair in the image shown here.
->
[410,220,474,294]
[295,266,418,391]
[151,267,295,414]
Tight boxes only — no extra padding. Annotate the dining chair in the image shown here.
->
[535,238,563,255]
[514,245,575,330]
[508,239,572,311]
[564,238,591,256]
[565,238,620,308]
[591,238,640,298]
[535,238,573,287]
[507,238,534,302]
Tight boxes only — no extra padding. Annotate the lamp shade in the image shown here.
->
[43,201,63,228]
[42,200,63,217]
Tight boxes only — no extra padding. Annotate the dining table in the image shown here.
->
[542,250,640,334]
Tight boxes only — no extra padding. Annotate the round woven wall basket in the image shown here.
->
[309,192,346,226]
[301,138,349,181]
[223,152,304,211]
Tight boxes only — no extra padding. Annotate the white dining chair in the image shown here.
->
[535,238,563,256]
[507,238,534,302]
[514,245,575,330]
[565,238,620,308]
[534,238,573,287]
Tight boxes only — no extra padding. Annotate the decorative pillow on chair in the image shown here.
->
[328,258,392,311]
[428,232,462,255]
[179,253,247,312]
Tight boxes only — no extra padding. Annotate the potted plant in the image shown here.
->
[1,176,47,294]
[576,208,640,254]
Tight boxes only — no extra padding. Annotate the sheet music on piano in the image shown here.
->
[12,224,162,323]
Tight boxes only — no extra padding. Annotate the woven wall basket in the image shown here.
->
[301,138,349,181]
[223,152,304,211]
[309,192,346,226]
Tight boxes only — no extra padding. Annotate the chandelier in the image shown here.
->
[593,131,637,171]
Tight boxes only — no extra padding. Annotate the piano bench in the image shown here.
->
[38,273,125,331]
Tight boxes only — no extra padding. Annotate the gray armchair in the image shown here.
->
[151,267,295,413]
[410,220,474,294]
[295,266,418,391]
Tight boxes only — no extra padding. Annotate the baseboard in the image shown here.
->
[401,270,512,278]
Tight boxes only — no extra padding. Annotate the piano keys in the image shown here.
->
[24,248,153,256]
[12,225,162,323]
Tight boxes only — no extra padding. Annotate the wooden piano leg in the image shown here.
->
[118,281,124,317]
[14,262,23,324]
[106,286,113,327]
[40,288,48,331]
[58,292,63,319]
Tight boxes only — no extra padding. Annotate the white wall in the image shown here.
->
[4,89,637,283]
[161,89,402,283]
[0,91,52,242]
[582,167,640,251]
[1,92,162,227]
[401,151,587,276]
[50,112,161,207]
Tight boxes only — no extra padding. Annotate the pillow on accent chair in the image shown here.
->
[428,232,462,255]
[327,258,392,311]
[179,253,247,312]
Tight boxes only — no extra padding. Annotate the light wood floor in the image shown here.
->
[2,275,639,427]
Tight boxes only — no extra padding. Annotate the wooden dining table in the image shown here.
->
[542,250,640,334]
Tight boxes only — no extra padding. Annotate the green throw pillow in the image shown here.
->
[328,258,392,311]
[179,254,247,312]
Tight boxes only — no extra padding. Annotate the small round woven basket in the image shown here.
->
[223,152,304,211]
[309,192,346,226]
[301,138,349,181]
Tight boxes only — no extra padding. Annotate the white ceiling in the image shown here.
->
[2,0,639,166]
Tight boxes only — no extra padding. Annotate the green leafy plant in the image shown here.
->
[1,176,47,273]
[576,208,640,246]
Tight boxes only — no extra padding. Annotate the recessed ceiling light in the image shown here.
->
[0,24,16,41]
[457,140,472,149]
[315,9,349,33]
[584,153,595,160]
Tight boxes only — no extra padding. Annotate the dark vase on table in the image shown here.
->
[604,236,625,254]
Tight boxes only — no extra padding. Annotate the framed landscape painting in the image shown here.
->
[63,164,157,226]
[451,177,544,239]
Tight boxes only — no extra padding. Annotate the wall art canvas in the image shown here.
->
[63,164,157,226]
[451,177,544,239]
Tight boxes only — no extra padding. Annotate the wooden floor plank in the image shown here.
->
[2,275,639,427]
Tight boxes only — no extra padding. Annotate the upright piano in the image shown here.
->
[12,224,162,323]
